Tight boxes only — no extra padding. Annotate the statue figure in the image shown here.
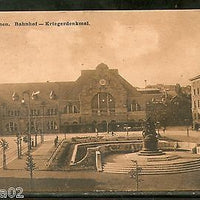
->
[139,116,164,156]
[142,117,157,138]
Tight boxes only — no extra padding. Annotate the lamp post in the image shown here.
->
[184,118,190,137]
[106,121,109,134]
[16,133,22,159]
[21,90,31,155]
[126,113,129,136]
[41,102,45,143]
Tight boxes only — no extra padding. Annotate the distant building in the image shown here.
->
[146,84,191,97]
[190,75,200,130]
[0,63,162,134]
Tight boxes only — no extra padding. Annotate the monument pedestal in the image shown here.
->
[138,134,164,156]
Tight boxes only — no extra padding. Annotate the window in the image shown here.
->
[47,108,57,115]
[74,105,78,113]
[31,109,40,116]
[198,100,200,108]
[12,92,19,101]
[64,104,80,114]
[130,100,141,111]
[6,122,18,132]
[194,101,196,109]
[8,110,20,117]
[47,121,58,130]
[91,92,115,115]
[194,89,196,95]
[49,90,56,100]
[198,88,200,95]
[27,121,38,132]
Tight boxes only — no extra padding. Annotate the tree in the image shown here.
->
[169,84,192,125]
[0,139,9,170]
[129,160,142,191]
[146,84,192,126]
[25,154,36,179]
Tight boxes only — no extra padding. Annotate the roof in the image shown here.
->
[0,81,75,107]
[137,88,161,94]
[190,75,200,81]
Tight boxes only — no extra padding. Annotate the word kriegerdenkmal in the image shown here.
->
[45,21,90,26]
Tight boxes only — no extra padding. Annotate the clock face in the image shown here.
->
[99,79,106,86]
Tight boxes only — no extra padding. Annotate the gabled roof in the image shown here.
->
[190,75,200,81]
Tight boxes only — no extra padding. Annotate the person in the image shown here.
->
[174,142,178,151]
[163,127,166,134]
[95,128,98,136]
[54,136,58,147]
[111,131,114,136]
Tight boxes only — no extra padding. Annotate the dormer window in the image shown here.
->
[31,91,40,100]
[12,92,19,101]
[49,90,56,100]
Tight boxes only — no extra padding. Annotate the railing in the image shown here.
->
[46,139,65,168]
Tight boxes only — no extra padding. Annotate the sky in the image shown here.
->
[0,11,200,87]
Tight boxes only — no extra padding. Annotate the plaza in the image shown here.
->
[0,127,200,194]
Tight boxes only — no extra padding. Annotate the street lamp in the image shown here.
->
[21,90,32,155]
[16,133,22,159]
[184,118,190,137]
[106,121,109,134]
[41,101,46,143]
[124,123,129,136]
[156,121,160,135]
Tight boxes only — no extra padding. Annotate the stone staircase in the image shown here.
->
[102,158,200,175]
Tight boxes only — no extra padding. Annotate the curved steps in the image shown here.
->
[102,158,200,175]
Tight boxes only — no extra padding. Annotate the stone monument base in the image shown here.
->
[138,149,165,156]
[138,134,165,156]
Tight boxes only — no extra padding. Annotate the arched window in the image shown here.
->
[91,92,115,115]
[64,104,80,114]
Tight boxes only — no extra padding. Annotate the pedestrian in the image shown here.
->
[163,127,166,134]
[95,128,98,136]
[111,131,114,136]
[174,142,178,151]
[54,136,58,147]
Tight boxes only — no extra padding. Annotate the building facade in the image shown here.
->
[190,75,200,130]
[0,63,162,135]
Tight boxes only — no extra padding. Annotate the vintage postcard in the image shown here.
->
[0,10,199,197]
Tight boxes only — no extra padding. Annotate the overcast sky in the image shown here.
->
[0,11,199,87]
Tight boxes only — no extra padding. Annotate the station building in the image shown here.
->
[0,63,162,135]
[190,75,200,130]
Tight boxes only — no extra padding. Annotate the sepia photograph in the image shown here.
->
[0,10,199,197]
